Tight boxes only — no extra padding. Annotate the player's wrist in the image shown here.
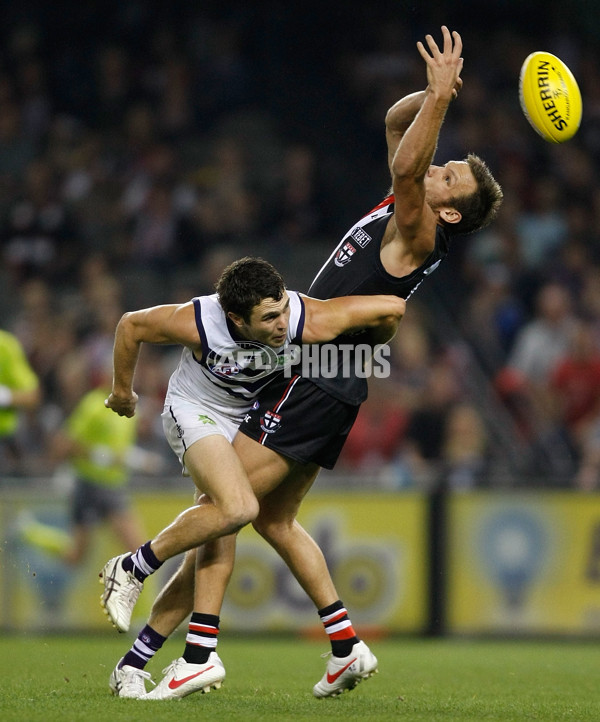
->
[0,385,14,408]
[426,87,453,105]
[111,387,133,400]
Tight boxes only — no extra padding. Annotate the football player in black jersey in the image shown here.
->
[106,27,502,701]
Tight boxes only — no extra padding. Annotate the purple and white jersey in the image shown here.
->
[165,291,305,417]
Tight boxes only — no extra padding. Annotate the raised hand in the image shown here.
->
[417,26,463,102]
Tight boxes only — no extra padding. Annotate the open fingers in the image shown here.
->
[451,29,463,58]
[416,35,439,62]
[426,32,441,57]
[441,25,452,52]
[418,26,462,60]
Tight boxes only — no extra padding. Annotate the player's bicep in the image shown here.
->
[127,302,199,347]
[301,296,360,343]
[300,297,335,343]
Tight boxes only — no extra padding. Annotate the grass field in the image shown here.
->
[1,634,599,721]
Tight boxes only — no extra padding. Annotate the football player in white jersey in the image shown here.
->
[101,256,404,698]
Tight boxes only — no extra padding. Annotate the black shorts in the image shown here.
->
[238,374,360,469]
[72,478,130,526]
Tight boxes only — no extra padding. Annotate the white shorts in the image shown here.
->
[162,398,244,475]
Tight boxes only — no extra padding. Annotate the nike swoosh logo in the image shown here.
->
[168,665,215,690]
[326,658,356,684]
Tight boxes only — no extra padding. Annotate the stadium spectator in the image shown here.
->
[1,158,80,286]
[395,357,464,489]
[504,282,575,394]
[548,319,600,483]
[438,402,490,490]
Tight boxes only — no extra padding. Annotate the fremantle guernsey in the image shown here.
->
[165,291,305,417]
[307,195,450,404]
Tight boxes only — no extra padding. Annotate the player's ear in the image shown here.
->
[227,311,244,328]
[439,207,462,225]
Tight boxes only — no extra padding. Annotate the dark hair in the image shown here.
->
[447,153,504,235]
[216,257,286,322]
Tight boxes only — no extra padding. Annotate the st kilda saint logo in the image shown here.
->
[260,410,282,434]
[334,241,356,267]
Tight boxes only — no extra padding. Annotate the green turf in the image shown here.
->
[1,635,598,721]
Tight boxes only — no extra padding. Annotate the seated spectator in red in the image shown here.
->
[338,376,408,471]
[550,319,600,450]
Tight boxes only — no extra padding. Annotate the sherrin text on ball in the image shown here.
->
[519,51,582,143]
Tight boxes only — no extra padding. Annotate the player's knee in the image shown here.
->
[223,492,259,532]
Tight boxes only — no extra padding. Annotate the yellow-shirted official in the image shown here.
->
[0,328,41,438]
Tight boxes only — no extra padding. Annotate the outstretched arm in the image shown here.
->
[300,294,405,343]
[385,90,428,171]
[385,85,461,171]
[105,301,200,417]
[390,26,463,241]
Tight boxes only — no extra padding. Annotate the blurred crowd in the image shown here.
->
[2,1,600,491]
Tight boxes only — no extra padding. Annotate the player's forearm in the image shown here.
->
[111,313,142,395]
[362,295,405,329]
[391,87,450,181]
[385,90,427,170]
[302,294,405,342]
[330,295,405,337]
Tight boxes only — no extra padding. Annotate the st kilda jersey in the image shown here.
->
[307,195,451,403]
[165,291,305,417]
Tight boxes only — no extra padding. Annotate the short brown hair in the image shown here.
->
[216,257,285,322]
[447,153,503,235]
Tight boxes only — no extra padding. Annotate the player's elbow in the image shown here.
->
[117,310,145,343]
[393,296,406,319]
[379,296,406,324]
[370,297,404,343]
[116,311,134,336]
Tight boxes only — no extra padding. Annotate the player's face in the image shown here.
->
[243,291,291,348]
[424,160,476,208]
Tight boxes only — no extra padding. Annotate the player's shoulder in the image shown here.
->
[192,294,223,318]
[286,289,302,301]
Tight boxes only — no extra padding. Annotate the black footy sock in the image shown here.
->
[318,600,360,658]
[183,612,220,665]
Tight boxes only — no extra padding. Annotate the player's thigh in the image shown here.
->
[184,434,253,504]
[233,430,295,498]
[256,461,320,524]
